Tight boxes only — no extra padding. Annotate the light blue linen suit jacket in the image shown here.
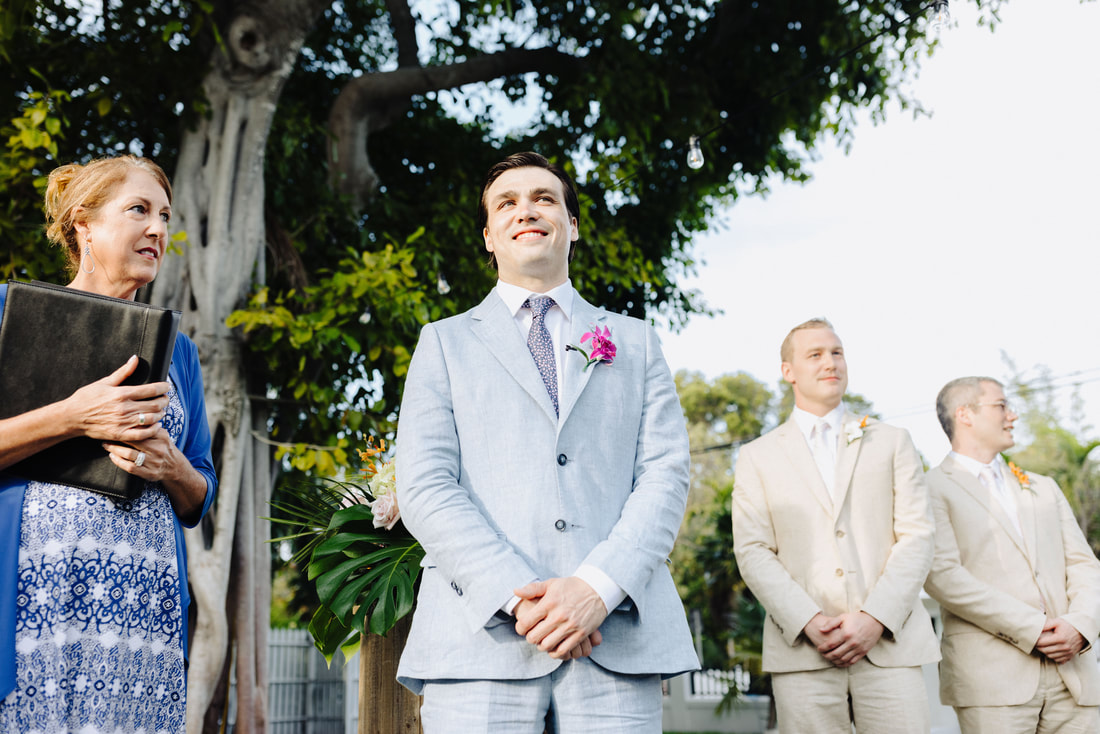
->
[394,288,699,693]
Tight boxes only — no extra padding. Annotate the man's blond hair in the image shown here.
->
[780,317,835,363]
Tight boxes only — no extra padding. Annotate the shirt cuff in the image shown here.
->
[502,594,523,616]
[574,565,626,613]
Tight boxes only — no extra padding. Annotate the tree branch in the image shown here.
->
[385,0,419,68]
[327,46,580,211]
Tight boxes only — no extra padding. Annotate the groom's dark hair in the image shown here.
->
[477,151,580,269]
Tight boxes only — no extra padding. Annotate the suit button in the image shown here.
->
[835,568,844,577]
[450,581,463,597]
[557,454,568,466]
[836,530,845,538]
[555,519,567,531]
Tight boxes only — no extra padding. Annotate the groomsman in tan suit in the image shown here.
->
[923,376,1100,733]
[732,318,940,733]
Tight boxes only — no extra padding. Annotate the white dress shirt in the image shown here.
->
[950,451,1023,536]
[494,279,626,617]
[792,404,845,497]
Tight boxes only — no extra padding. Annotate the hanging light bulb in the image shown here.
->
[358,307,372,325]
[436,272,451,295]
[686,136,705,170]
[930,0,950,32]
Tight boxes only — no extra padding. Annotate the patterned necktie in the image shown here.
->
[524,296,558,415]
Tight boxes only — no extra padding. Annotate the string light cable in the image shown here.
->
[618,0,952,181]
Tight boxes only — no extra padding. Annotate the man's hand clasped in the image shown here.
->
[803,611,885,668]
[1035,617,1087,664]
[513,577,607,661]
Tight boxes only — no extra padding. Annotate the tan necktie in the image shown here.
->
[811,418,836,497]
[979,465,1022,536]
[981,465,1044,610]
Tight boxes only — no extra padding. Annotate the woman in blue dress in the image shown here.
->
[0,155,217,733]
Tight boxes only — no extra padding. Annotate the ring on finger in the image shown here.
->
[134,451,146,468]
[138,413,146,426]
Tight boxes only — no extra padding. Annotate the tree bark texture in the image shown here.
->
[359,616,422,734]
[328,46,578,212]
[150,3,325,732]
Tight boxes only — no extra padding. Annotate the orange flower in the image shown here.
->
[859,414,869,429]
[357,436,387,478]
[1007,461,1031,490]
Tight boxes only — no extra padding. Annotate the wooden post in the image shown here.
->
[358,616,422,734]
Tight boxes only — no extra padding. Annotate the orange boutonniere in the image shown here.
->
[1007,461,1032,491]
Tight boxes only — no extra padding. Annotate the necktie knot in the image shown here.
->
[524,296,555,318]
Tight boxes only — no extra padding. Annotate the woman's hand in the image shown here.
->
[103,427,178,482]
[0,355,171,471]
[65,355,171,442]
[103,425,209,525]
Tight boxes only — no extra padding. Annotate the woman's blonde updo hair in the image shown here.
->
[44,155,172,274]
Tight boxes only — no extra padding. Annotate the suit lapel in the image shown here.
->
[468,291,557,422]
[559,293,608,425]
[1006,467,1041,565]
[775,420,833,515]
[940,456,1029,557]
[831,412,863,519]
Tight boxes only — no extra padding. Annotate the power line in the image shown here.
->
[884,370,1100,422]
[688,366,1100,455]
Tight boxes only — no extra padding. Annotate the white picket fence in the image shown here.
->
[688,667,751,698]
[662,667,771,734]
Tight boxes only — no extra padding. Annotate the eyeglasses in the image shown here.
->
[970,400,1013,413]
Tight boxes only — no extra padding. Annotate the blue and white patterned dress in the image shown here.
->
[0,385,187,734]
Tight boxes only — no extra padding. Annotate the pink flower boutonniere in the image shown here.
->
[566,325,616,371]
[1007,461,1033,492]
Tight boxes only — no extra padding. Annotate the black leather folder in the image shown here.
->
[0,280,181,501]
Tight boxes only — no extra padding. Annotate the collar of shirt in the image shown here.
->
[792,404,845,446]
[495,278,575,323]
[950,451,1005,480]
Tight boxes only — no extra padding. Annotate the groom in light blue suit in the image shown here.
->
[394,152,698,732]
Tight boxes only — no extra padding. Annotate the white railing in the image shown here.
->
[663,668,770,734]
[688,666,751,699]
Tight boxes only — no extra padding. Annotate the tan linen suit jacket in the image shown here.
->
[923,457,1100,707]
[733,415,940,673]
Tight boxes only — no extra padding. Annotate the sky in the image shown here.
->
[655,0,1100,464]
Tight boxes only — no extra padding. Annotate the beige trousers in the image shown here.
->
[955,659,1100,734]
[771,659,929,734]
